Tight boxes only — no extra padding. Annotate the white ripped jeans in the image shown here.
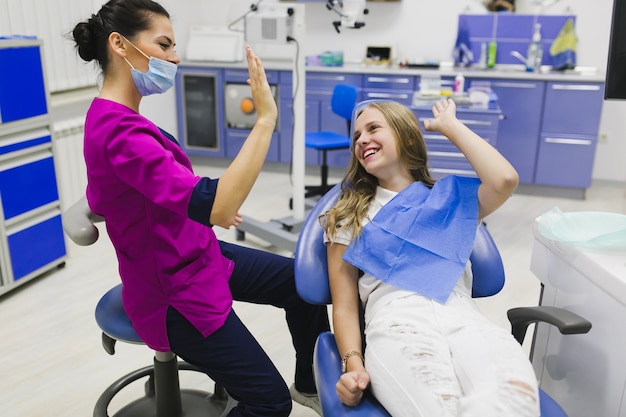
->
[364,291,540,417]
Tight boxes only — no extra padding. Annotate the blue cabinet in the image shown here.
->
[534,82,604,189]
[0,44,47,123]
[0,39,66,295]
[469,78,545,184]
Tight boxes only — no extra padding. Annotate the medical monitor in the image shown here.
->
[606,0,626,99]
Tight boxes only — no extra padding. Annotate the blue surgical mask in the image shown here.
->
[123,36,177,96]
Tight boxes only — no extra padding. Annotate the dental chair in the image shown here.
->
[62,197,236,417]
[293,184,592,417]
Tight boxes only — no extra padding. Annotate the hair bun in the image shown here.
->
[72,20,97,62]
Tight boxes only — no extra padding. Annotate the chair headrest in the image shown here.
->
[61,196,103,246]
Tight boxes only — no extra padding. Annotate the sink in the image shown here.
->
[536,207,626,253]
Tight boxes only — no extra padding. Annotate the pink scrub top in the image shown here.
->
[83,98,234,351]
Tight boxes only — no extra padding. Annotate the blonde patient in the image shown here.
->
[320,99,539,417]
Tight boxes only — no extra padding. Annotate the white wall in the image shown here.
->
[146,0,626,182]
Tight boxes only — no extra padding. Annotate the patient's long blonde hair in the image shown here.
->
[321,101,436,240]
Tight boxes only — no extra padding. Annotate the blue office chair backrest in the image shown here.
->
[294,184,506,305]
[331,84,359,122]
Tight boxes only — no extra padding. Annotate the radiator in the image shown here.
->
[53,117,87,212]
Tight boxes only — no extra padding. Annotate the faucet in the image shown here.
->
[510,50,528,66]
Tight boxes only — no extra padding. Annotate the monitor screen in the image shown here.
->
[606,0,626,100]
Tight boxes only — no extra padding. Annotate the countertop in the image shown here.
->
[180,59,606,83]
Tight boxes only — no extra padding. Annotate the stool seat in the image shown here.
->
[305,132,351,150]
[95,284,143,344]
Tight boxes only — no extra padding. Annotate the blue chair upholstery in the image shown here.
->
[62,197,236,417]
[304,83,358,199]
[294,184,589,417]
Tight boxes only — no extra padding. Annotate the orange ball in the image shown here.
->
[240,97,255,114]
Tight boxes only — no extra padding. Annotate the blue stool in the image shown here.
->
[63,197,236,417]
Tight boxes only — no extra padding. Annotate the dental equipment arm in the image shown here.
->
[326,0,368,33]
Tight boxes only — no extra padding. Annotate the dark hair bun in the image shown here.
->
[72,20,98,62]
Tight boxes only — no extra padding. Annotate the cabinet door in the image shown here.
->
[0,45,48,123]
[7,212,66,281]
[176,68,224,157]
[473,79,545,184]
[534,134,597,188]
[0,151,59,220]
[225,130,280,162]
[542,82,604,136]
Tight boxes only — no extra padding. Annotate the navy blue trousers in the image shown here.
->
[166,241,330,417]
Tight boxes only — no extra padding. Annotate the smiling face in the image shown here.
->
[353,106,413,190]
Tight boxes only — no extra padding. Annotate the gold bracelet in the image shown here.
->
[341,350,364,373]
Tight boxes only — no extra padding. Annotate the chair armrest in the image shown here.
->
[507,306,592,344]
[314,332,391,416]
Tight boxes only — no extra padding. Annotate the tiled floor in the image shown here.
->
[1,157,624,417]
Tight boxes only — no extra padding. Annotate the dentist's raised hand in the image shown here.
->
[245,45,277,130]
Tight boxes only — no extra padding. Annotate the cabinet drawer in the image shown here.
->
[0,153,59,220]
[428,157,476,178]
[534,134,597,188]
[225,130,280,162]
[0,129,51,157]
[363,74,415,91]
[224,69,280,84]
[8,213,66,281]
[415,110,500,131]
[306,73,362,90]
[542,82,604,136]
[363,89,413,105]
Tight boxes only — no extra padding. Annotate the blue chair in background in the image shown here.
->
[304,83,358,199]
[62,197,236,417]
[293,183,591,417]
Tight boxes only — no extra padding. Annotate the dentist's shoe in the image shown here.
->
[290,383,322,415]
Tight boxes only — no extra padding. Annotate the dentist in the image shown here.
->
[72,1,329,416]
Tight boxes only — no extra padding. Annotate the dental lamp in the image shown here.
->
[326,0,369,33]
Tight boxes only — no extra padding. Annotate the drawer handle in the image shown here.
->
[551,84,601,91]
[366,92,410,99]
[308,75,346,82]
[490,82,538,89]
[428,151,466,158]
[430,167,477,176]
[367,76,411,84]
[544,138,593,146]
[422,118,493,127]
[423,134,447,141]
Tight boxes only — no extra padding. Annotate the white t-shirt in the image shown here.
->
[324,185,474,324]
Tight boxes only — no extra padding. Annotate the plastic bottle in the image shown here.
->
[487,41,497,68]
[454,74,465,93]
[526,23,543,72]
[478,42,488,69]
